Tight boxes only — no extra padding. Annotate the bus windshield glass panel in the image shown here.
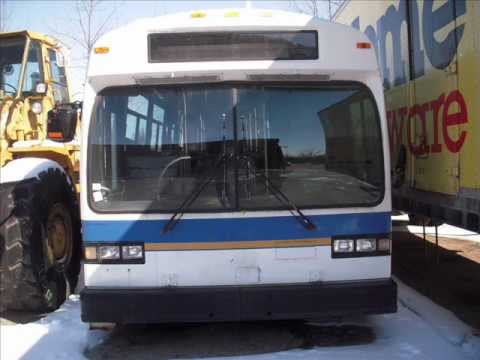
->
[148,31,318,62]
[89,84,384,212]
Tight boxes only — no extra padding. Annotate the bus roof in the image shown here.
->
[87,8,379,91]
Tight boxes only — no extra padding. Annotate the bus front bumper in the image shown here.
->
[80,279,397,323]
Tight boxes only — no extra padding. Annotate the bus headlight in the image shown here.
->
[122,245,143,259]
[84,243,145,264]
[332,236,391,258]
[333,239,354,253]
[356,238,376,252]
[98,245,120,260]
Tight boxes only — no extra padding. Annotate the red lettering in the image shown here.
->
[407,103,429,156]
[443,90,468,153]
[387,109,406,152]
[429,94,445,153]
[387,89,468,156]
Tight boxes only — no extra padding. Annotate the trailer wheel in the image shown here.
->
[0,167,81,313]
[408,214,443,227]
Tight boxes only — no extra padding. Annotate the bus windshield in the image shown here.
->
[88,84,384,213]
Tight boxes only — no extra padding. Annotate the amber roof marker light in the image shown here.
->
[357,42,372,49]
[94,47,110,54]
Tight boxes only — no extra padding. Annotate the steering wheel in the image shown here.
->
[156,156,192,199]
[0,82,17,95]
[158,156,192,179]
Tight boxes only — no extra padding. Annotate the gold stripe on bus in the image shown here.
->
[145,238,331,251]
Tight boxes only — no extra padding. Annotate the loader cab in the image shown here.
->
[0,31,70,102]
[0,34,42,98]
[0,31,75,145]
[0,31,78,168]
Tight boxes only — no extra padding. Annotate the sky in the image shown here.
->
[3,0,333,99]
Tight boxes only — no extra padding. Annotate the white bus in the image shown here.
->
[80,8,396,323]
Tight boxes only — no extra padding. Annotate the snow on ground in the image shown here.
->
[1,283,479,360]
[395,278,480,359]
[394,224,480,243]
[0,296,107,360]
[392,215,480,243]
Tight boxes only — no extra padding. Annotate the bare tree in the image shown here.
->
[0,0,13,32]
[327,0,345,20]
[290,0,345,20]
[47,0,119,97]
[52,0,118,62]
[290,0,322,18]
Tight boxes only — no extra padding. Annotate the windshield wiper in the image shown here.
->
[238,154,317,231]
[162,152,232,234]
[163,152,316,234]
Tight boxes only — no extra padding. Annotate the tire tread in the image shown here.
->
[0,167,81,313]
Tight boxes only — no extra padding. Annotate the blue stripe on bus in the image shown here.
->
[82,212,391,243]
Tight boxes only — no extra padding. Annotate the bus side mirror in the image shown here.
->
[47,106,78,142]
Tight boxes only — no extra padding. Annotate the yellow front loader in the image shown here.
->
[0,31,81,312]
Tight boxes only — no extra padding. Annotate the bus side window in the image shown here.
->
[48,49,69,104]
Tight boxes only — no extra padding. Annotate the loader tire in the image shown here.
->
[0,167,81,313]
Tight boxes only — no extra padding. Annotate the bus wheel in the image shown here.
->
[0,168,81,313]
